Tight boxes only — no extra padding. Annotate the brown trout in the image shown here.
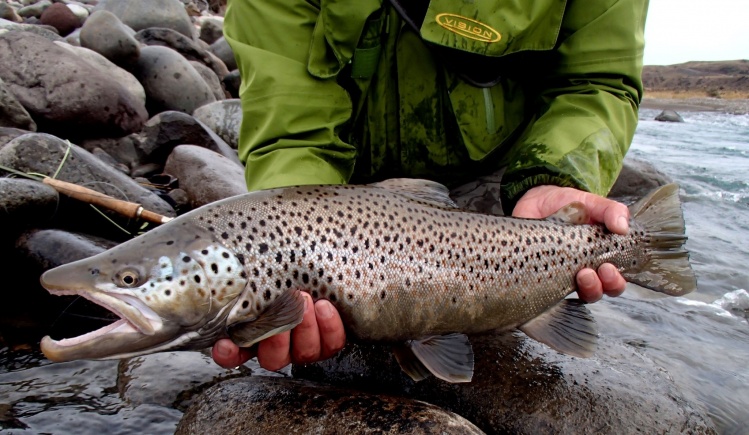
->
[39,179,696,382]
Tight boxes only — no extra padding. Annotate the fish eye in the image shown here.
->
[116,269,141,288]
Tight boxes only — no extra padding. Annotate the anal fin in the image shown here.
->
[227,289,306,348]
[519,299,598,358]
[393,333,474,383]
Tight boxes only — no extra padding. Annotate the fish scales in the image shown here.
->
[39,179,695,383]
[193,184,641,341]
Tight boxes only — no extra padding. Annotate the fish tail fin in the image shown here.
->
[623,183,697,296]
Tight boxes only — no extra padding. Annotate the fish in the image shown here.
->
[39,179,696,383]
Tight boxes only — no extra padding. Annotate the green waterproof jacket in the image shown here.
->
[224,0,646,210]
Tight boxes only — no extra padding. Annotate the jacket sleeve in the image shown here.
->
[223,0,359,191]
[499,0,647,208]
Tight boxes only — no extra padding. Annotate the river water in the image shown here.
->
[1,107,748,434]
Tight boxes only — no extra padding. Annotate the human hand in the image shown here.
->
[512,185,629,302]
[212,292,346,370]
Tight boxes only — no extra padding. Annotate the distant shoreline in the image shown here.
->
[641,97,749,115]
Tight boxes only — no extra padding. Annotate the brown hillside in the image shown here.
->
[642,60,749,99]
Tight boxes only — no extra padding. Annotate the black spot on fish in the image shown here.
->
[194,275,201,283]
[258,243,269,254]
[167,241,174,245]
[165,290,171,296]
[242,300,249,309]
[202,249,209,255]
[211,263,218,274]
[380,290,386,299]
[264,290,271,301]
[286,279,292,288]
[183,256,191,263]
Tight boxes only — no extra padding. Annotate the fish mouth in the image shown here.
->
[39,286,164,362]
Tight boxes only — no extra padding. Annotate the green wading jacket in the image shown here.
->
[224,0,646,210]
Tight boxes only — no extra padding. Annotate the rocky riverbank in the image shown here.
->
[0,1,717,433]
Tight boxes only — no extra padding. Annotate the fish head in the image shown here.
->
[39,222,248,362]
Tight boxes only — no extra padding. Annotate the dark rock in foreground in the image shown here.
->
[292,333,716,434]
[177,376,485,435]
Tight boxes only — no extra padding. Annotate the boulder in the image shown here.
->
[0,32,148,138]
[292,333,716,434]
[177,377,485,435]
[0,19,63,41]
[135,27,229,79]
[0,133,175,223]
[192,99,241,149]
[0,3,23,23]
[132,45,216,116]
[189,61,226,101]
[0,178,58,230]
[39,3,80,36]
[0,77,36,131]
[608,156,674,201]
[209,37,236,71]
[93,0,194,39]
[222,69,241,98]
[138,111,240,165]
[79,10,140,67]
[17,1,52,19]
[198,17,223,45]
[53,42,146,105]
[164,145,246,207]
[655,110,685,122]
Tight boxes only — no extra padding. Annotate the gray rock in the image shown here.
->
[198,17,222,44]
[17,0,52,19]
[222,69,240,98]
[0,18,64,41]
[91,147,130,174]
[609,156,674,201]
[209,37,236,71]
[139,111,240,165]
[39,3,80,36]
[177,377,485,435]
[79,10,140,67]
[0,127,29,147]
[0,77,36,131]
[135,27,229,79]
[0,133,175,221]
[164,145,246,207]
[655,109,685,122]
[93,0,194,39]
[15,228,118,273]
[65,3,90,23]
[0,3,23,23]
[189,61,225,102]
[0,178,58,229]
[78,135,145,171]
[293,333,716,434]
[132,45,216,116]
[54,42,146,105]
[192,99,241,149]
[0,32,148,138]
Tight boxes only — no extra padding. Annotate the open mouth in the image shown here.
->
[40,288,163,361]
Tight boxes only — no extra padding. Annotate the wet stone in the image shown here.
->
[0,178,58,231]
[293,333,716,434]
[164,145,246,208]
[192,99,241,149]
[177,376,485,435]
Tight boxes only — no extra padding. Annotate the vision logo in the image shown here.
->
[436,13,501,43]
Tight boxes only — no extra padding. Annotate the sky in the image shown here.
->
[644,0,749,65]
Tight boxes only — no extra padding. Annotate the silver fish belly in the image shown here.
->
[39,179,696,383]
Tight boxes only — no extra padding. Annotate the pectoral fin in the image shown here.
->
[227,289,306,348]
[393,333,474,383]
[519,299,598,358]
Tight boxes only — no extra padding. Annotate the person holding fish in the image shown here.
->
[212,0,647,370]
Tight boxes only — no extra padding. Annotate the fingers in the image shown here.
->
[598,198,630,235]
[597,263,627,297]
[576,263,627,302]
[576,268,602,303]
[290,293,321,363]
[314,299,346,359]
[211,338,256,369]
[257,331,291,371]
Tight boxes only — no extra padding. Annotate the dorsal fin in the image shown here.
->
[546,201,589,225]
[370,178,458,208]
